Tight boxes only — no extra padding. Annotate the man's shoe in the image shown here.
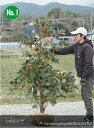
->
[83,117,93,122]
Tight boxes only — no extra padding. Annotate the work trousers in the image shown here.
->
[81,77,94,120]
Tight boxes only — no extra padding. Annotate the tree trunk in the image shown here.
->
[40,103,45,113]
[40,99,45,113]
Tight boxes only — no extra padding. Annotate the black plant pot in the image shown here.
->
[30,113,54,126]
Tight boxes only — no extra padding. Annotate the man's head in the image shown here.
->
[70,27,87,43]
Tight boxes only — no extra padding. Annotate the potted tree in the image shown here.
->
[10,18,77,126]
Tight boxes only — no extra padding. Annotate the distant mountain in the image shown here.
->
[1,2,94,16]
[89,3,94,8]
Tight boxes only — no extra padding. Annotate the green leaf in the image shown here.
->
[47,92,54,97]
[50,99,57,105]
[30,73,35,80]
[45,82,50,86]
[32,105,38,109]
[33,89,38,94]
[44,73,50,77]
[39,122,44,126]
[10,81,14,84]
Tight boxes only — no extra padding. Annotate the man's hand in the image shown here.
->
[80,78,87,86]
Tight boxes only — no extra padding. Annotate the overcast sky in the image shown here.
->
[0,0,94,6]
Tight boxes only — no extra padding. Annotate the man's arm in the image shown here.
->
[81,45,94,78]
[53,44,76,55]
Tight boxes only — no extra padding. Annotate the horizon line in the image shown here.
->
[0,1,91,7]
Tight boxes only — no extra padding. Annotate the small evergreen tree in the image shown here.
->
[10,18,77,113]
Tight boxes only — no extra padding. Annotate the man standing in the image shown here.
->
[51,27,94,122]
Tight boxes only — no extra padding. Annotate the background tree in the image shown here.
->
[48,8,65,19]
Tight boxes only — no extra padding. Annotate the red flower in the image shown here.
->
[34,24,36,27]
[39,80,46,83]
[26,64,32,67]
[16,84,20,88]
[57,32,62,35]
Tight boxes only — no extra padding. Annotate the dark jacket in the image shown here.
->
[54,39,94,78]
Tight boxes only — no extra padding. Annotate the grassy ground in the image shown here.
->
[0,49,23,56]
[1,57,23,89]
[0,48,94,105]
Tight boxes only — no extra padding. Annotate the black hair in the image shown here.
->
[79,33,86,40]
